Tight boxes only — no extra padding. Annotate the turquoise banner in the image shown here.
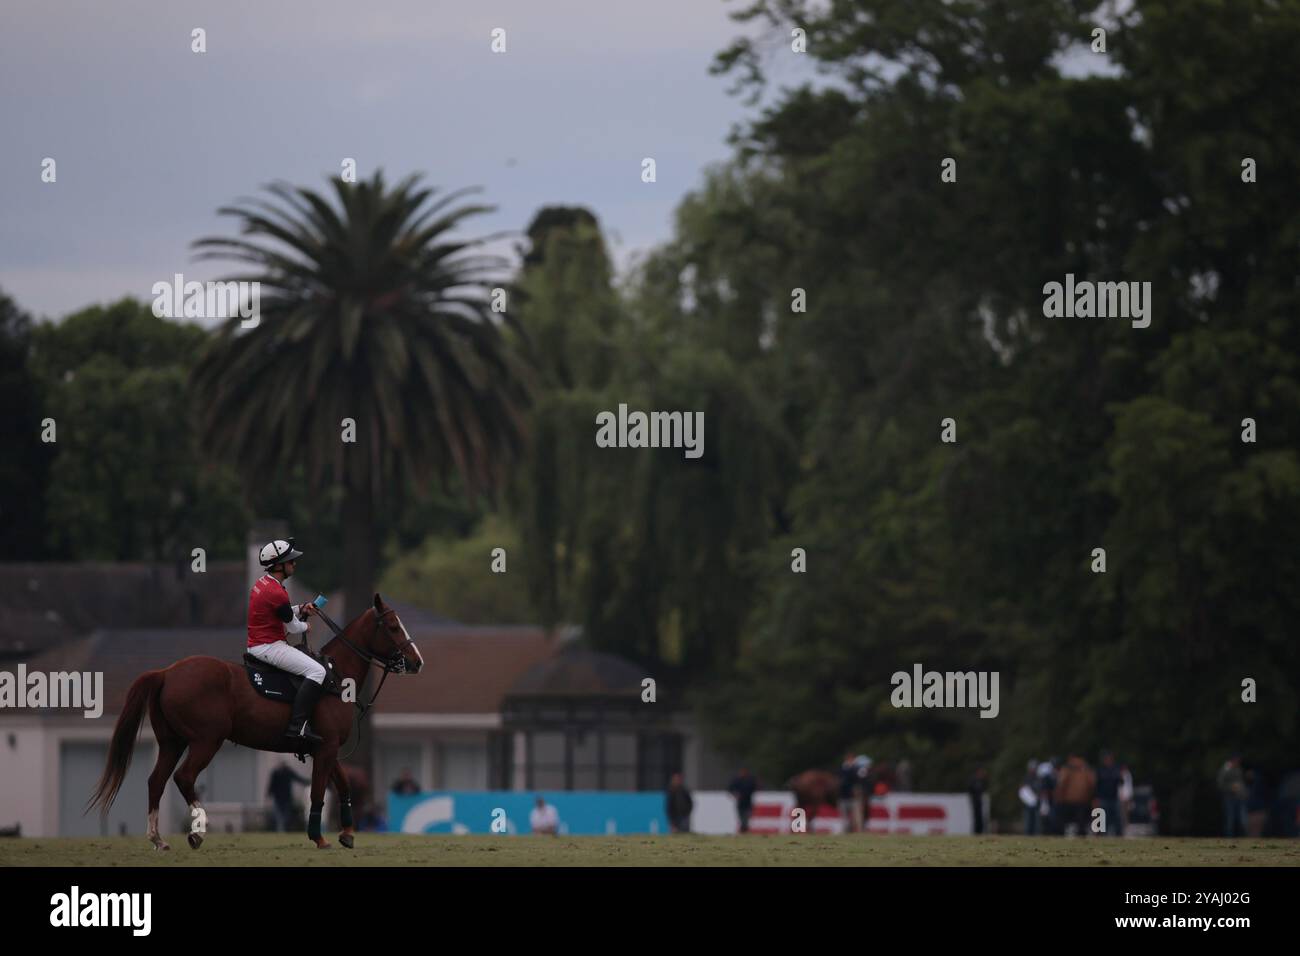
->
[388,791,669,835]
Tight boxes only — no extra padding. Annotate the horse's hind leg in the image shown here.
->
[172,738,221,849]
[146,741,183,850]
[145,697,184,850]
[330,762,355,849]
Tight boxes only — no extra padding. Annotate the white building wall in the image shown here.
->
[4,713,520,836]
[0,720,48,837]
[1,717,285,837]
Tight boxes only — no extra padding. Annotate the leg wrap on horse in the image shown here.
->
[339,798,353,829]
[308,801,324,841]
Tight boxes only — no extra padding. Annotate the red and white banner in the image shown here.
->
[690,791,973,835]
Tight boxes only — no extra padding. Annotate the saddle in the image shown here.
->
[242,645,343,701]
[242,646,345,762]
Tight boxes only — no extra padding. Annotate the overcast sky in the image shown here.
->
[1,0,803,320]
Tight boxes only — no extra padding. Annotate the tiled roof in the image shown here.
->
[0,622,559,718]
[0,562,248,659]
[380,627,558,714]
[506,646,648,698]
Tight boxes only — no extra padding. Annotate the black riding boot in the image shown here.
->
[286,679,324,747]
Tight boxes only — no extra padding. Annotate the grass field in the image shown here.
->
[2,833,1297,867]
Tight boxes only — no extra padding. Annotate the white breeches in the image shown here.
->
[247,641,326,684]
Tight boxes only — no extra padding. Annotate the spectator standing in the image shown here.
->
[895,759,913,793]
[1037,759,1059,835]
[968,766,989,834]
[1095,751,1123,837]
[1217,754,1247,837]
[1054,751,1096,836]
[266,761,309,832]
[1245,770,1268,838]
[530,796,560,835]
[728,768,758,834]
[840,752,866,833]
[1118,763,1134,833]
[666,773,694,833]
[1019,760,1040,835]
[856,755,877,822]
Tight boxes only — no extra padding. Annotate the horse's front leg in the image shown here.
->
[307,746,337,849]
[330,762,356,849]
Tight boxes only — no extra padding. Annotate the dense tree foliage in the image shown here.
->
[0,291,53,559]
[23,298,248,561]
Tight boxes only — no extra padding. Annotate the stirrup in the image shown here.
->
[286,720,323,745]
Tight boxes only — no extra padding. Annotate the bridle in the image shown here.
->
[329,607,416,678]
[314,606,419,758]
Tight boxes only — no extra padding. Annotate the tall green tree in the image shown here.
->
[508,206,796,678]
[0,290,54,559]
[27,298,248,561]
[191,172,530,619]
[507,207,621,628]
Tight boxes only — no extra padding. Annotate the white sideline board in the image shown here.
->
[687,791,973,835]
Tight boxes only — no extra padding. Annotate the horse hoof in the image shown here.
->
[153,842,171,851]
[314,838,331,849]
[187,832,203,850]
[339,833,354,849]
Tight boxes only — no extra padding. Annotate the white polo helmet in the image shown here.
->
[259,538,304,569]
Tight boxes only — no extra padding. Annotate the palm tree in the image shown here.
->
[191,172,530,618]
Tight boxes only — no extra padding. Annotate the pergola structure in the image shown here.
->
[493,646,683,791]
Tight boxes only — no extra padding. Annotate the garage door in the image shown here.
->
[59,740,156,837]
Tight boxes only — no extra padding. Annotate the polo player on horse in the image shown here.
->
[246,538,325,746]
[89,535,424,850]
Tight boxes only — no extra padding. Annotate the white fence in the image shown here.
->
[689,791,974,835]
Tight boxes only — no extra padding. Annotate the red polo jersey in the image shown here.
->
[247,574,294,647]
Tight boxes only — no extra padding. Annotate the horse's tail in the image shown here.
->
[86,669,165,816]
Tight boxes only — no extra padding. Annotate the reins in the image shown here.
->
[314,606,414,760]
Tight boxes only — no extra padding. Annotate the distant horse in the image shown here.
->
[786,769,840,833]
[87,594,422,850]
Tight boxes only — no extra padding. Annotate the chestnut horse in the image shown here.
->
[87,593,422,850]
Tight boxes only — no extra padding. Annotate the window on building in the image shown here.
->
[487,732,513,790]
[603,732,637,791]
[572,730,599,790]
[637,733,683,792]
[530,731,566,790]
